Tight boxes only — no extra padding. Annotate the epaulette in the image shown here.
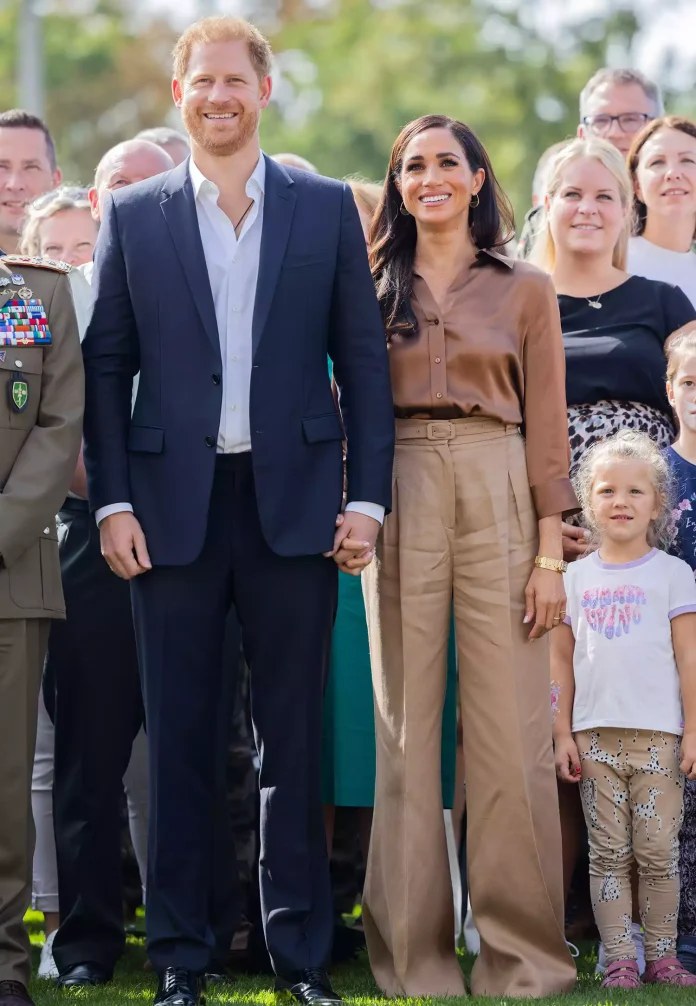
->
[0,254,72,274]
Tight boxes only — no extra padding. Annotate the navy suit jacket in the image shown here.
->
[82,155,394,565]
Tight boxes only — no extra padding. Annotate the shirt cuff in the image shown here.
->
[669,604,696,620]
[345,501,385,525]
[95,502,133,526]
[531,478,580,520]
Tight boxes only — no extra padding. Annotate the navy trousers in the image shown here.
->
[47,499,144,974]
[131,454,337,977]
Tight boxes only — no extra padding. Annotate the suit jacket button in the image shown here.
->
[205,436,215,447]
[212,373,221,384]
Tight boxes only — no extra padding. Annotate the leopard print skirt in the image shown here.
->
[568,400,674,477]
[566,400,674,526]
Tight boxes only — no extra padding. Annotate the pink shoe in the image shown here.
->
[600,959,641,989]
[643,957,696,986]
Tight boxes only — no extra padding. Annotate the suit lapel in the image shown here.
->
[160,161,220,357]
[252,156,296,359]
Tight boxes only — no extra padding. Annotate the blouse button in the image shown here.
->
[435,357,441,364]
[436,392,443,399]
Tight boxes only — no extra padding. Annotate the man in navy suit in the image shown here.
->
[81,14,393,1006]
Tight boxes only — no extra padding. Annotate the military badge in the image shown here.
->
[8,371,28,412]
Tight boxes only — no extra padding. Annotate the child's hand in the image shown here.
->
[680,731,696,781]
[554,735,582,783]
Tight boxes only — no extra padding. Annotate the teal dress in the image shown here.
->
[321,572,459,808]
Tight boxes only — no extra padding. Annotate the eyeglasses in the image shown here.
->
[582,113,654,136]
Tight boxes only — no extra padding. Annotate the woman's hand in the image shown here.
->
[554,734,582,783]
[524,566,566,640]
[562,521,592,562]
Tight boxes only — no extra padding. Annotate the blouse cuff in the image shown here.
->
[531,478,580,520]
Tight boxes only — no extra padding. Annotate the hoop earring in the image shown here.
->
[470,193,480,209]
[399,201,410,216]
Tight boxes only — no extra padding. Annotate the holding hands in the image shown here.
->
[325,512,380,575]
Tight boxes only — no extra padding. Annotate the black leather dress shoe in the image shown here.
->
[0,980,36,1006]
[275,968,345,1005]
[154,968,205,1005]
[56,962,111,987]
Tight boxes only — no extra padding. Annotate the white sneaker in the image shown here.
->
[37,929,59,979]
[595,923,645,976]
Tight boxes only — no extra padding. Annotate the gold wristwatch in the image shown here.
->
[534,556,568,574]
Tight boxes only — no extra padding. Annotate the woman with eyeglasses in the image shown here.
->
[362,114,577,999]
[20,185,97,266]
[627,116,696,308]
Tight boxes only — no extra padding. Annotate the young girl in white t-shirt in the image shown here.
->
[551,430,696,990]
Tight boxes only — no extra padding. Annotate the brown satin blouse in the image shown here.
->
[389,249,577,519]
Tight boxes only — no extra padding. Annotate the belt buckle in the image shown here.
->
[426,421,454,441]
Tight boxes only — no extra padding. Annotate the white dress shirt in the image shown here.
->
[95,154,383,526]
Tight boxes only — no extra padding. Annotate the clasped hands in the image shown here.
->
[324,511,380,576]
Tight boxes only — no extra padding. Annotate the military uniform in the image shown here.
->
[0,255,83,992]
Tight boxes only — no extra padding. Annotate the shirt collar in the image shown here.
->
[476,247,514,268]
[189,152,266,201]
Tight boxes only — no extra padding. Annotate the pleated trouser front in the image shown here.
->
[362,417,576,998]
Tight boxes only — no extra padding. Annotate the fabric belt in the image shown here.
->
[395,417,519,443]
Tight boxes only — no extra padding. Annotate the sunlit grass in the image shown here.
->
[24,911,696,1005]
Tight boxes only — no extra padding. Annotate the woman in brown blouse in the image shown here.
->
[361,115,578,999]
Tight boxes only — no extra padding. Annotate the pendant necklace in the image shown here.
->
[587,292,603,310]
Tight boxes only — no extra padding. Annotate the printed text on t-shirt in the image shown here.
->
[581,585,646,640]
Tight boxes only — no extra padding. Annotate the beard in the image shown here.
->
[182,102,259,157]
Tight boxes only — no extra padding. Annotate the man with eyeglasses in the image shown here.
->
[578,67,663,157]
[516,68,663,260]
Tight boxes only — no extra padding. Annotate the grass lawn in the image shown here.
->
[25,912,696,1006]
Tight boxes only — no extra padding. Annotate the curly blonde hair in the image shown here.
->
[20,185,91,258]
[573,430,673,549]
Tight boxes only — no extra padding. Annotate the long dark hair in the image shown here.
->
[628,115,696,235]
[369,115,515,339]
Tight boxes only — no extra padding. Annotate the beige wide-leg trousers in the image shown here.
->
[362,418,576,998]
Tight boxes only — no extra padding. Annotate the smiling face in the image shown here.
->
[397,126,484,228]
[38,207,98,267]
[634,126,696,226]
[590,458,661,546]
[546,155,628,262]
[668,350,696,433]
[0,126,61,246]
[173,39,271,158]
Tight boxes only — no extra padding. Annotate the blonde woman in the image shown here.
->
[20,185,97,266]
[532,137,695,496]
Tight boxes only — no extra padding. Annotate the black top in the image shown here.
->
[560,275,696,411]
